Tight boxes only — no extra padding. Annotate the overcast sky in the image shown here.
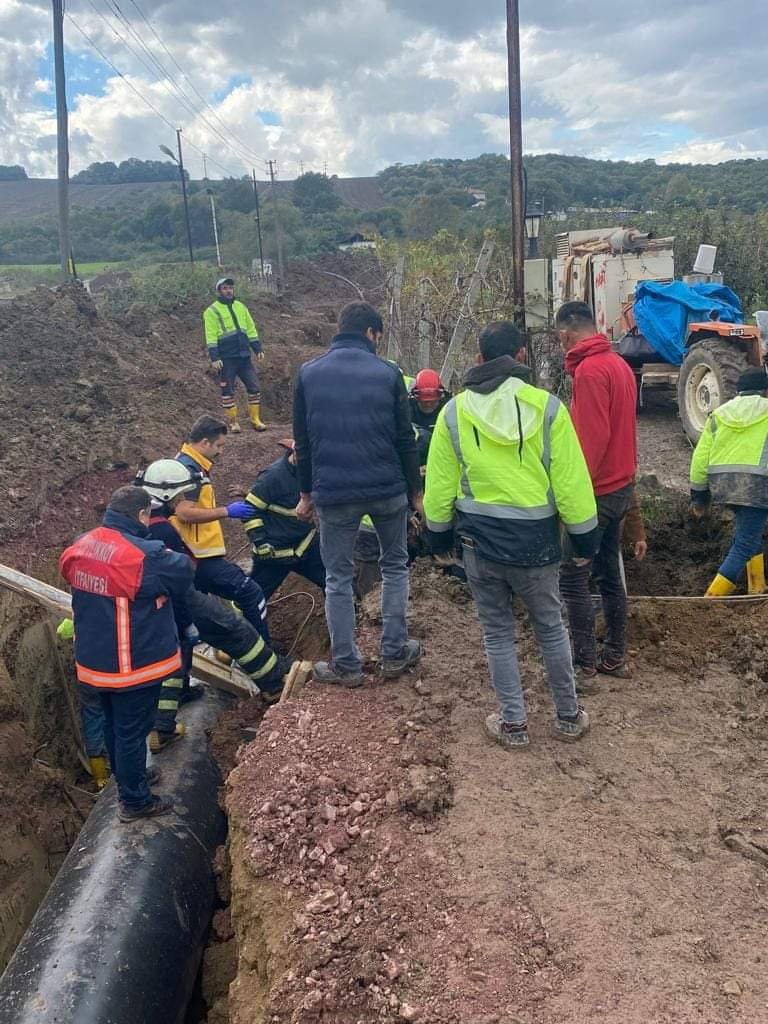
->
[3,0,767,179]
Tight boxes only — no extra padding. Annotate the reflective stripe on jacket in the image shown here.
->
[425,375,598,565]
[59,509,194,689]
[203,299,259,360]
[172,444,226,558]
[690,394,768,507]
[244,452,319,560]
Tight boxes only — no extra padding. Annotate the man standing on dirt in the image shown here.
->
[203,277,266,433]
[293,301,423,687]
[424,321,595,749]
[556,301,638,690]
[690,368,768,596]
[60,485,194,821]
[171,415,271,636]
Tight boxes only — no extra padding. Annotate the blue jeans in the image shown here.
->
[317,494,410,673]
[719,505,768,582]
[78,683,107,757]
[463,543,578,725]
[97,683,161,809]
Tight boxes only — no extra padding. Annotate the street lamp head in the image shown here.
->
[524,200,543,240]
[159,144,177,162]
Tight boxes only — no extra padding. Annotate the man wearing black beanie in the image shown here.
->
[690,367,768,595]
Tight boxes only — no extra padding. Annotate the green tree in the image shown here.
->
[292,173,341,214]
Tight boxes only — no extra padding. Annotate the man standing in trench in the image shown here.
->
[293,301,423,687]
[60,485,194,821]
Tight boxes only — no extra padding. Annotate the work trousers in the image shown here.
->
[250,540,326,600]
[317,494,410,674]
[560,483,633,670]
[154,640,193,736]
[194,556,269,639]
[95,682,161,810]
[719,505,768,582]
[463,543,578,725]
[218,356,260,410]
[185,587,286,694]
[78,682,108,757]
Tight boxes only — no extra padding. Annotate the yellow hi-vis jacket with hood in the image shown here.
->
[424,357,599,566]
[690,393,768,508]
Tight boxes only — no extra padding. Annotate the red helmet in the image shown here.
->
[413,369,443,401]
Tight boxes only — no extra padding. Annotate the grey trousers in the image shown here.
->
[463,543,578,725]
[318,494,410,673]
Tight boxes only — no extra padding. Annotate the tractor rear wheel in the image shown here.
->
[677,335,751,444]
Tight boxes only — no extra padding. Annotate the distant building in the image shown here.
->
[338,233,377,251]
[466,187,487,209]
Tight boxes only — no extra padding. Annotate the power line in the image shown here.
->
[86,0,267,173]
[65,13,244,178]
[106,0,271,171]
[65,12,251,179]
[103,0,268,171]
[125,0,267,162]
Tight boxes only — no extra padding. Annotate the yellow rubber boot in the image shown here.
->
[704,573,737,598]
[747,554,766,594]
[88,755,110,790]
[248,403,267,432]
[225,406,241,434]
[148,723,186,753]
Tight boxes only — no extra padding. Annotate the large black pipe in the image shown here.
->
[0,692,228,1024]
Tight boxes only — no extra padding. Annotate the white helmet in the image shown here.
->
[136,459,201,503]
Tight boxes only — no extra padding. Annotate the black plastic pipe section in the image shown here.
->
[0,691,228,1024]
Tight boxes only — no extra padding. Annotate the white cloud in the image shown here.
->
[1,0,767,178]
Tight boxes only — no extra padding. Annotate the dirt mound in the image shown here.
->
[285,251,386,313]
[0,283,333,547]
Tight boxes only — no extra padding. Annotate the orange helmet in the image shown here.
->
[412,369,443,401]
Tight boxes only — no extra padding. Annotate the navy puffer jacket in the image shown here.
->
[293,334,421,506]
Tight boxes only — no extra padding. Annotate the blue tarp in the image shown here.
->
[633,280,743,366]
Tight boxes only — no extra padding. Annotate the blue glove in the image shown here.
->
[249,338,262,356]
[227,501,257,520]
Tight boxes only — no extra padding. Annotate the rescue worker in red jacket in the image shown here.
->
[60,485,194,822]
[556,301,638,690]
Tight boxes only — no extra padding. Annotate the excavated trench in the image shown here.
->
[1,491,765,1023]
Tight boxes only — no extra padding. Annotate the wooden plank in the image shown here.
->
[0,562,257,700]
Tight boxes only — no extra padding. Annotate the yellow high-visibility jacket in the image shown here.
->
[425,376,598,566]
[171,444,226,558]
[690,394,768,508]
[203,299,259,361]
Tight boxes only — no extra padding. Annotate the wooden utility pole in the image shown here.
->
[440,239,495,386]
[506,0,526,328]
[176,129,194,263]
[268,160,285,293]
[52,0,71,275]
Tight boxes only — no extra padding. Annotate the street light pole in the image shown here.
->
[206,189,222,268]
[176,129,194,264]
[506,0,526,329]
[251,168,265,278]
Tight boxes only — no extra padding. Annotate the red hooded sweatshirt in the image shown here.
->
[565,334,637,496]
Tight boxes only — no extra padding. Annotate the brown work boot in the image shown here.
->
[118,796,173,823]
